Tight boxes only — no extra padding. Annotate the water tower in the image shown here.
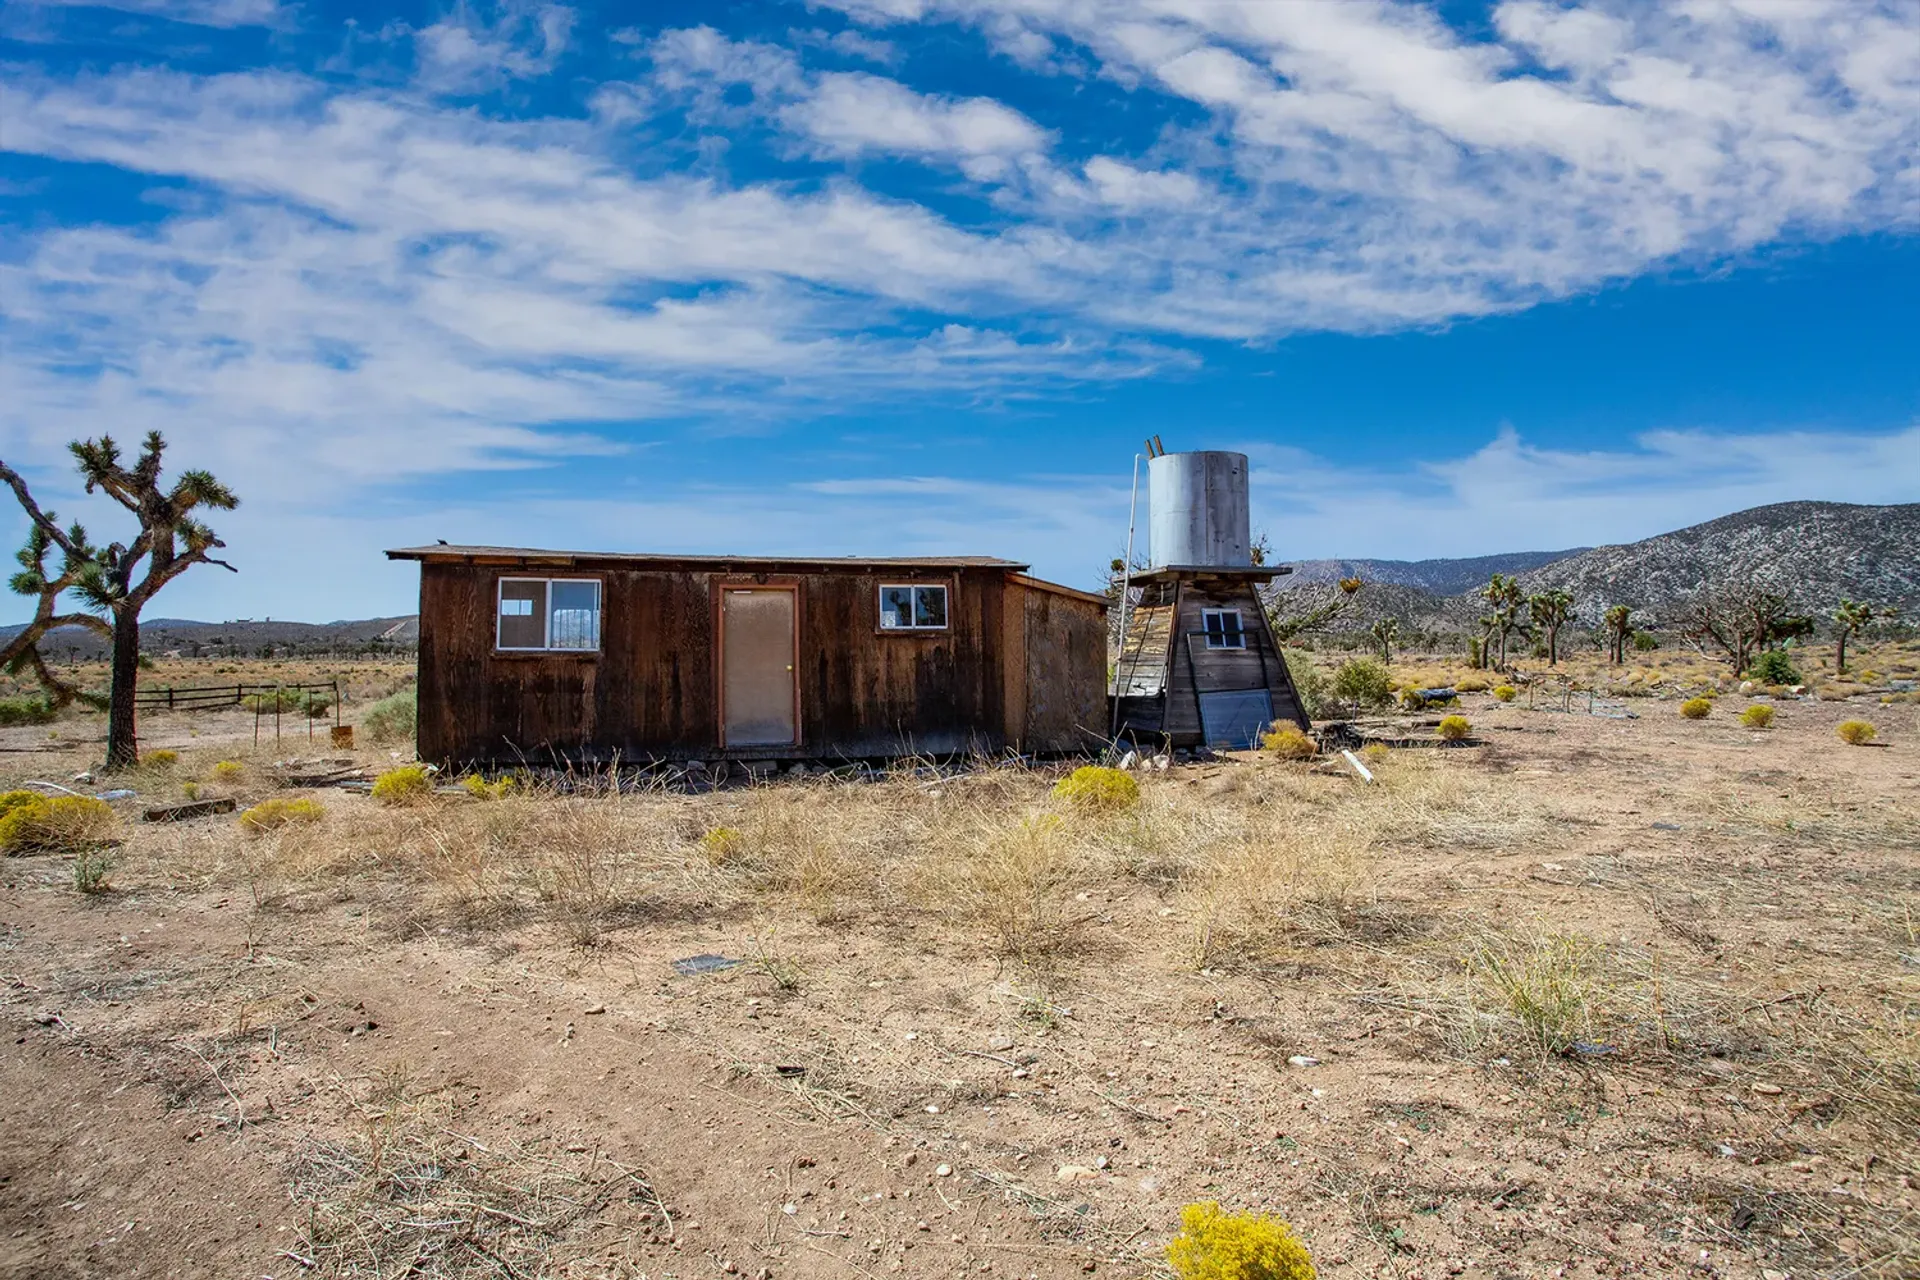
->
[1111,448,1310,749]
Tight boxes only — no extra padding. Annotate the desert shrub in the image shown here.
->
[210,760,245,782]
[1053,766,1140,811]
[362,689,417,744]
[1472,932,1604,1056]
[1359,742,1389,764]
[182,781,202,800]
[372,764,434,805]
[1436,714,1471,741]
[0,695,58,727]
[1837,720,1877,746]
[1679,697,1713,720]
[1493,685,1517,703]
[1632,631,1659,651]
[1261,725,1316,761]
[699,826,745,865]
[71,848,113,894]
[1740,704,1775,729]
[243,688,303,713]
[1455,676,1491,694]
[461,774,516,801]
[1331,657,1392,710]
[298,689,333,719]
[0,794,114,855]
[1280,651,1330,720]
[239,797,325,833]
[945,815,1080,962]
[1166,1201,1317,1280]
[144,748,179,768]
[1746,650,1802,686]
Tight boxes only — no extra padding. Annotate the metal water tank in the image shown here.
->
[1148,451,1251,569]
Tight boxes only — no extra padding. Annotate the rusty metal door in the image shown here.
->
[722,589,797,747]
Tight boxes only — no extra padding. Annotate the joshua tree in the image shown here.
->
[1528,589,1576,666]
[1480,574,1526,667]
[1676,584,1809,674]
[1,516,110,709]
[1369,617,1399,665]
[0,433,238,768]
[1832,598,1885,676]
[1262,576,1364,646]
[1603,604,1633,665]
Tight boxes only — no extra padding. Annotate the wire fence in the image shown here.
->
[134,679,347,747]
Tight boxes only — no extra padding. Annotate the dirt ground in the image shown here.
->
[1,668,1916,1280]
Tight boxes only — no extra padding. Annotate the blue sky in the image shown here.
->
[2,0,1917,622]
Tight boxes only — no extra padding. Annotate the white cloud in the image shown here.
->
[1247,423,1920,562]
[413,2,576,93]
[649,28,1051,175]
[17,0,283,28]
[820,0,1920,332]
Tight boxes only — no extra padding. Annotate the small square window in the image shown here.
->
[497,577,600,651]
[880,584,949,631]
[1202,609,1246,650]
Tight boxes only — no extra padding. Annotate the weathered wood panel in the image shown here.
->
[1114,576,1308,747]
[1016,582,1108,752]
[414,560,1105,763]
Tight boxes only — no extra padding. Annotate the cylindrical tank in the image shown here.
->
[1148,451,1251,569]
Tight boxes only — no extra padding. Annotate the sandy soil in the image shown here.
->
[2,684,1916,1280]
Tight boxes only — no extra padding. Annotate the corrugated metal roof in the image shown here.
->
[385,545,1030,570]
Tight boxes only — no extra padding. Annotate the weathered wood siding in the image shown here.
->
[1012,578,1108,752]
[1111,577,1309,747]
[414,560,1102,763]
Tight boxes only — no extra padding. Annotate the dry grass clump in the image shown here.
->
[1262,725,1316,760]
[372,764,434,805]
[1455,676,1491,694]
[1740,704,1775,729]
[287,1085,667,1279]
[923,814,1082,964]
[143,748,179,768]
[1166,1200,1318,1280]
[1052,765,1140,811]
[1837,719,1878,745]
[1679,697,1713,720]
[210,759,245,782]
[239,796,325,833]
[1492,685,1517,702]
[0,791,115,855]
[1436,714,1471,741]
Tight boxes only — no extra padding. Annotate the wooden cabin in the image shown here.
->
[1111,565,1311,750]
[385,546,1109,766]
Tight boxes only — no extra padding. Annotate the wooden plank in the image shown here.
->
[143,798,238,823]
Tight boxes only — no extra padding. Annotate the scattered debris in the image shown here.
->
[1339,749,1375,784]
[671,954,741,977]
[142,798,238,823]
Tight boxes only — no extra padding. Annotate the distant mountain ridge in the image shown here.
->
[0,615,419,659]
[1278,499,1920,634]
[1288,548,1587,596]
[1516,500,1920,621]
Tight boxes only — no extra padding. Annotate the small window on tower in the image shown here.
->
[1202,609,1246,650]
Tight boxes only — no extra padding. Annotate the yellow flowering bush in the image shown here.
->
[1051,765,1140,811]
[372,764,434,805]
[1167,1201,1317,1280]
